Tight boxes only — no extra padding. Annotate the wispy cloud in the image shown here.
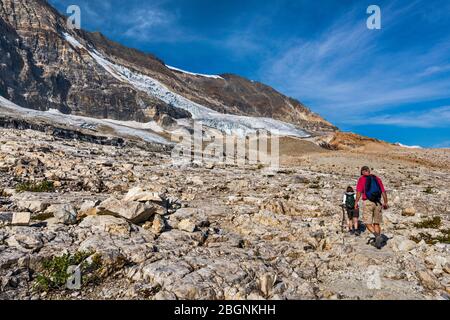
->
[259,1,450,123]
[52,0,187,43]
[121,6,177,42]
[432,140,450,148]
[419,64,450,77]
[347,106,450,128]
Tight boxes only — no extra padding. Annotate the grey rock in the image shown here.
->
[8,228,44,250]
[46,204,78,225]
[417,270,443,290]
[98,197,156,224]
[177,219,196,233]
[11,212,31,226]
[78,215,131,235]
[152,214,166,234]
[123,187,163,203]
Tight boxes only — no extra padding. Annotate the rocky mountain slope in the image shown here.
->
[0,128,449,300]
[0,0,336,137]
[1,0,448,302]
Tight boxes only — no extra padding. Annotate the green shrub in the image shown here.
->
[33,251,102,292]
[410,229,450,245]
[16,180,55,193]
[410,233,434,245]
[308,178,322,189]
[435,229,450,244]
[414,216,442,229]
[423,186,435,194]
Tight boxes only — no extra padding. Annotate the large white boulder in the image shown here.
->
[98,197,156,224]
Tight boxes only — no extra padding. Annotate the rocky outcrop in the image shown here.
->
[0,114,126,146]
[0,0,187,124]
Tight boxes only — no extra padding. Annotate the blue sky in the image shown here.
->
[49,0,450,148]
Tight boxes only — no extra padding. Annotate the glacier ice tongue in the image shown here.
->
[62,32,310,138]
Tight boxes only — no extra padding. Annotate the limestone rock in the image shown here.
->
[77,207,99,219]
[141,260,193,287]
[46,204,78,225]
[78,215,131,235]
[444,263,450,274]
[0,249,26,270]
[11,212,31,226]
[366,265,382,290]
[177,219,196,233]
[98,197,156,224]
[79,200,101,213]
[153,290,178,300]
[17,199,50,213]
[2,188,17,197]
[8,228,44,250]
[0,90,449,301]
[402,207,416,217]
[123,187,163,203]
[390,236,417,252]
[169,208,209,229]
[259,273,277,297]
[417,270,443,290]
[152,214,166,234]
[397,239,417,252]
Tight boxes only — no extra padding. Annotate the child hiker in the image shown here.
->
[342,186,360,236]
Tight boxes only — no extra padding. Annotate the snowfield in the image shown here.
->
[395,143,423,149]
[166,65,224,80]
[64,33,83,49]
[62,33,310,138]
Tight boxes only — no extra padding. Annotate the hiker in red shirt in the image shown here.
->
[355,166,389,249]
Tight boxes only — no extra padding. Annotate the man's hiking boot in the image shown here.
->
[375,235,383,249]
[349,229,355,235]
[355,230,361,236]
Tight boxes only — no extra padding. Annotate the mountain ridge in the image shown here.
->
[0,0,337,136]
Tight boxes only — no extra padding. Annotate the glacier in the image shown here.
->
[62,33,310,138]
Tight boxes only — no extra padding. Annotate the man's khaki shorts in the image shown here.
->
[363,201,383,224]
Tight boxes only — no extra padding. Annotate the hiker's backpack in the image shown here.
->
[365,175,382,204]
[345,193,355,209]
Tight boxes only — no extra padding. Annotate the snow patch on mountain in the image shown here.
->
[64,33,83,49]
[166,65,224,80]
[395,142,423,149]
[0,95,168,144]
[0,95,24,111]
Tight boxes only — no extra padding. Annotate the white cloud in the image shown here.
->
[432,140,450,148]
[419,64,450,77]
[259,1,450,124]
[346,106,450,128]
[122,7,176,41]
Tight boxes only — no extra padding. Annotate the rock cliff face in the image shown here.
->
[0,0,337,134]
[0,0,184,123]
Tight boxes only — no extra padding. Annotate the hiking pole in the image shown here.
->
[339,204,346,245]
[340,204,346,233]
